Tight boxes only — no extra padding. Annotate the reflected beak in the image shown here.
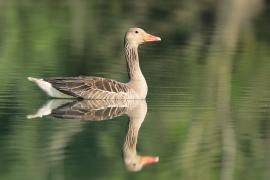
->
[140,156,159,165]
[143,33,161,42]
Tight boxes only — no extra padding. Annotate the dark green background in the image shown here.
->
[0,0,270,179]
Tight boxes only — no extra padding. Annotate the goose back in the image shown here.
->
[44,77,137,99]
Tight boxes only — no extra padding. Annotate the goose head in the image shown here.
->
[124,154,159,172]
[125,27,161,47]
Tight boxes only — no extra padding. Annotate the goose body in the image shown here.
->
[28,28,161,99]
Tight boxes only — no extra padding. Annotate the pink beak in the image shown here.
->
[143,33,161,42]
[140,156,159,165]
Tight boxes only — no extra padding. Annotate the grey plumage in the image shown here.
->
[28,27,161,99]
[44,77,132,99]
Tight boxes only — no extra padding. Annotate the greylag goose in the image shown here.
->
[28,28,161,99]
[27,99,159,171]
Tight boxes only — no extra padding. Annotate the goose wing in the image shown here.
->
[44,77,130,99]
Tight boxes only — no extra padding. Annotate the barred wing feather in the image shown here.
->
[44,77,130,99]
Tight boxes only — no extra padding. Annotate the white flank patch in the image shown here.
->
[28,77,72,98]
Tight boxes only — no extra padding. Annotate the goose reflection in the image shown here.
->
[28,99,158,172]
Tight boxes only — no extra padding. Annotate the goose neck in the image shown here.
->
[124,42,144,81]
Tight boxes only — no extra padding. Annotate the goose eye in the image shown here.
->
[135,31,138,34]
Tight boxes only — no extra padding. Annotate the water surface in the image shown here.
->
[0,0,270,180]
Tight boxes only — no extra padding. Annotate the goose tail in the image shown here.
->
[27,77,72,98]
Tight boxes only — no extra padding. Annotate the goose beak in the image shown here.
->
[143,33,161,42]
[140,156,159,165]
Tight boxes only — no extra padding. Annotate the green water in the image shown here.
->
[1,0,270,179]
